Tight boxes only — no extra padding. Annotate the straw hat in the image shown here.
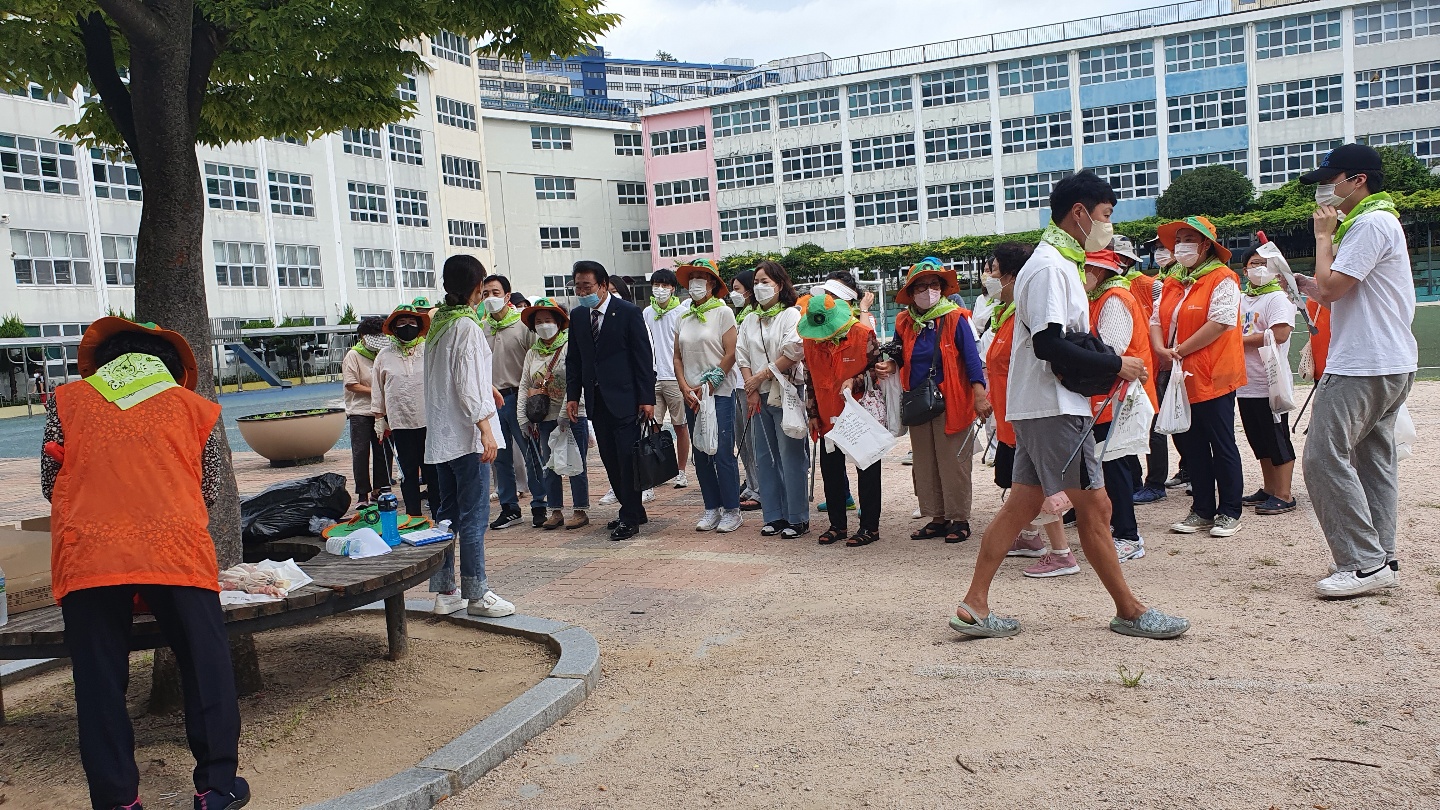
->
[795,293,855,341]
[78,317,198,390]
[675,258,728,298]
[520,297,570,331]
[1156,215,1232,264]
[894,257,959,306]
[383,297,432,337]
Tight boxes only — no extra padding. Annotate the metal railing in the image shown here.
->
[480,91,640,123]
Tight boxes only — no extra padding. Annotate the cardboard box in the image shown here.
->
[1,516,54,615]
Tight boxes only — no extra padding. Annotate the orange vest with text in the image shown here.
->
[1157,266,1247,403]
[895,308,977,435]
[803,321,875,429]
[986,314,1017,447]
[1089,286,1159,424]
[1306,299,1331,377]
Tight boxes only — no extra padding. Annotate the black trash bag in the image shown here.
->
[240,473,351,545]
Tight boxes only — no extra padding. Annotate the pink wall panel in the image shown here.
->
[642,106,721,272]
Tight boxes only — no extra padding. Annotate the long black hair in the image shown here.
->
[442,255,487,306]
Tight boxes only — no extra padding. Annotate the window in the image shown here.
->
[616,181,646,205]
[90,149,141,201]
[713,99,771,137]
[614,132,643,155]
[997,54,1068,96]
[1000,113,1072,153]
[1167,88,1246,133]
[213,241,267,287]
[11,231,90,285]
[388,125,423,165]
[1169,150,1248,179]
[394,188,429,227]
[6,82,68,104]
[653,177,710,207]
[783,197,845,234]
[271,135,305,146]
[1004,171,1072,210]
[650,125,706,156]
[441,154,482,189]
[1355,62,1440,109]
[607,82,624,91]
[347,181,388,223]
[531,125,572,150]
[853,188,919,227]
[625,83,643,92]
[848,78,913,118]
[621,230,652,251]
[920,66,988,106]
[342,127,383,158]
[927,180,995,218]
[1256,12,1342,59]
[656,229,714,257]
[354,248,395,288]
[780,142,843,181]
[397,74,418,102]
[1258,139,1343,185]
[643,68,659,77]
[1078,41,1155,85]
[777,88,841,128]
[0,134,79,195]
[1091,160,1160,199]
[539,226,581,249]
[715,152,775,189]
[101,235,136,286]
[436,97,477,130]
[204,163,260,212]
[275,244,322,288]
[267,171,314,217]
[719,207,778,241]
[431,30,471,65]
[1354,0,1440,45]
[535,176,577,200]
[605,65,624,75]
[542,274,571,298]
[1165,28,1245,73]
[1362,127,1440,162]
[401,251,435,288]
[1257,76,1344,120]
[850,133,916,173]
[447,219,488,248]
[1082,100,1157,143]
[623,67,641,76]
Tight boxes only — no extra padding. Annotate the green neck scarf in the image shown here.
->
[1086,274,1131,303]
[84,353,177,410]
[533,331,569,357]
[650,295,680,318]
[429,304,483,344]
[736,304,757,323]
[824,317,860,344]
[683,297,726,323]
[352,343,377,361]
[904,298,959,329]
[752,302,787,320]
[389,335,425,356]
[991,302,1016,332]
[1334,192,1399,245]
[1041,222,1087,277]
[484,307,522,335]
[1178,258,1227,286]
[1245,280,1283,297]
[1125,269,1146,282]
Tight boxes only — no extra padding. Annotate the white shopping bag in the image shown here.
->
[1156,358,1192,435]
[824,389,898,470]
[1396,404,1417,461]
[547,420,584,477]
[1263,330,1297,415]
[1098,380,1155,462]
[693,388,719,455]
[771,367,810,441]
[879,372,905,437]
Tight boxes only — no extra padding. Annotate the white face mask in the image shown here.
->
[1154,248,1173,267]
[1078,207,1114,253]
[753,283,777,305]
[983,276,1002,298]
[1246,266,1277,287]
[535,322,560,340]
[653,286,672,303]
[688,280,711,301]
[363,335,388,352]
[913,289,941,310]
[482,295,508,314]
[729,290,747,307]
[1173,243,1202,268]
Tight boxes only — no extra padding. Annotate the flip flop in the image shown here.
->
[398,515,432,531]
[948,601,1021,638]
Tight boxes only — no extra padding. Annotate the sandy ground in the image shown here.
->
[0,613,554,809]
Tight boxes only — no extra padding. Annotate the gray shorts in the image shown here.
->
[655,379,686,427]
[1012,414,1103,496]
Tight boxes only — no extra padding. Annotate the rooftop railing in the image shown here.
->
[479,91,640,123]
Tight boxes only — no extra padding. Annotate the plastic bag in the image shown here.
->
[1263,329,1297,414]
[547,421,584,477]
[241,473,351,546]
[880,372,905,437]
[824,389,898,470]
[1396,404,1417,461]
[1155,358,1192,436]
[772,370,810,440]
[693,388,719,455]
[1098,381,1155,462]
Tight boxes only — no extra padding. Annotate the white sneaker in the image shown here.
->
[433,592,467,615]
[1209,514,1241,537]
[716,508,743,533]
[901,451,913,466]
[696,508,721,532]
[673,470,689,488]
[912,507,922,519]
[599,489,618,506]
[1328,559,1400,585]
[468,590,516,617]
[1316,566,1398,599]
[642,488,656,503]
[1114,538,1143,562]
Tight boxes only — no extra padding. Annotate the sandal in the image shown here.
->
[818,526,846,545]
[760,520,789,537]
[911,521,949,540]
[944,521,972,544]
[781,521,810,539]
[948,600,1022,638]
[845,528,879,547]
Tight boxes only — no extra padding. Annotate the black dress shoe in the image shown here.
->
[609,522,639,541]
[607,517,648,530]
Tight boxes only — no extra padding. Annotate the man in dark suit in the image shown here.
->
[565,260,657,540]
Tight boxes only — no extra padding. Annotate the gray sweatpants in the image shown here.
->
[1302,372,1413,571]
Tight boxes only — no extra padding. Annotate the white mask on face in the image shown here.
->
[753,283,777,305]
[363,335,388,352]
[983,276,1003,298]
[729,290,746,307]
[1173,243,1202,268]
[1154,248,1173,267]
[653,286,672,303]
[1078,207,1115,253]
[689,280,711,301]
[913,289,941,310]
[535,322,560,340]
[1246,266,1277,287]
[482,295,508,314]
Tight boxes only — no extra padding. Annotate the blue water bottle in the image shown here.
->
[377,489,401,547]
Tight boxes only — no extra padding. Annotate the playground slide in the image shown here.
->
[224,343,292,388]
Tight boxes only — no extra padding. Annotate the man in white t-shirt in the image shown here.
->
[1294,144,1417,599]
[950,171,1189,641]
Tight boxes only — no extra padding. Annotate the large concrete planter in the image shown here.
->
[237,407,346,467]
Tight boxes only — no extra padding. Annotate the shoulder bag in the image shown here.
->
[524,350,565,425]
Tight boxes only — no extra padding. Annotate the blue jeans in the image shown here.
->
[537,418,591,509]
[686,392,740,510]
[496,390,547,511]
[429,452,492,599]
[752,402,810,524]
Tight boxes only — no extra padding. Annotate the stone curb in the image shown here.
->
[1,657,65,686]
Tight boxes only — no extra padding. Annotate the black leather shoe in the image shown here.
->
[607,517,649,530]
[609,522,639,541]
[531,505,548,527]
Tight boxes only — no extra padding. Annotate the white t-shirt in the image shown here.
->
[1327,211,1418,376]
[1009,241,1093,421]
[643,298,689,381]
[1237,289,1297,399]
[676,303,739,396]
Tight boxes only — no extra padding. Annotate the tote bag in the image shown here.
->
[631,420,680,490]
[1156,358,1192,435]
[1263,330,1297,414]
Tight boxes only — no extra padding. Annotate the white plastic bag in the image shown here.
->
[547,420,584,477]
[772,369,810,440]
[1263,329,1297,414]
[879,372,905,437]
[1396,404,1417,461]
[1099,380,1156,462]
[693,388,719,455]
[824,389,898,470]
[1156,358,1192,435]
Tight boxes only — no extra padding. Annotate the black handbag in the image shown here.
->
[632,420,679,491]
[900,360,947,426]
[1054,330,1120,397]
[524,350,564,425]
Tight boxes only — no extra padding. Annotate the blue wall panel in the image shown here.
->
[1078,77,1158,109]
[1082,137,1160,168]
[1114,198,1158,222]
[1162,63,1248,97]
[1032,88,1073,116]
[1036,147,1075,173]
[1168,125,1248,157]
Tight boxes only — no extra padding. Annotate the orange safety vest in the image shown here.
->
[895,308,977,435]
[1156,266,1247,403]
[986,314,1017,447]
[1306,299,1331,377]
[802,321,875,429]
[1129,272,1158,328]
[50,381,222,601]
[1089,286,1159,424]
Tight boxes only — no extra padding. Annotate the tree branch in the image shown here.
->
[187,12,224,136]
[93,0,167,46]
[76,11,139,151]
